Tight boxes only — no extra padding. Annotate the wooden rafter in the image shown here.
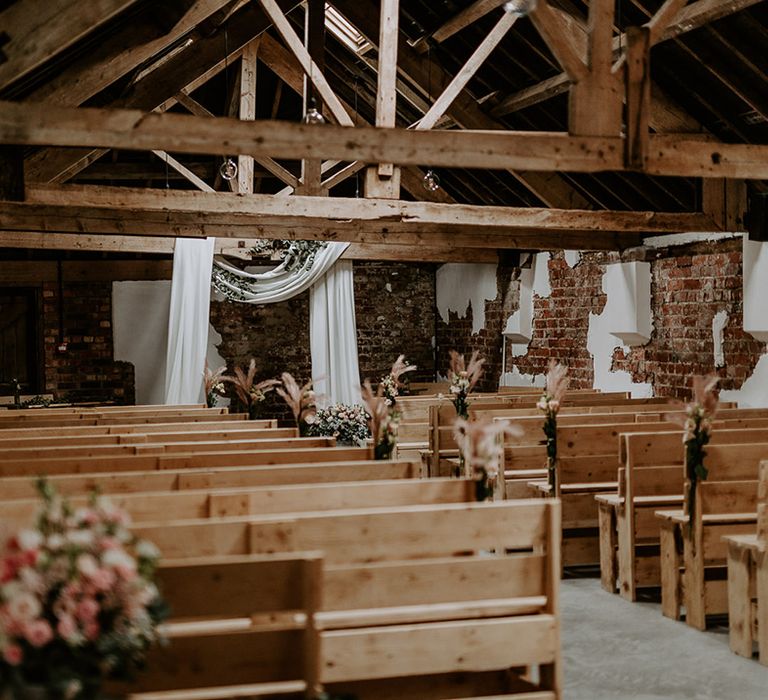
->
[492,0,767,118]
[3,100,768,178]
[528,0,588,82]
[0,0,142,92]
[412,0,509,54]
[151,151,215,192]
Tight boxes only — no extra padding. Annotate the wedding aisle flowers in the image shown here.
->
[453,417,522,501]
[276,373,317,436]
[448,350,485,419]
[380,356,417,407]
[538,360,569,492]
[362,380,400,460]
[308,403,370,446]
[669,374,719,537]
[0,480,166,700]
[223,359,280,420]
[202,360,227,408]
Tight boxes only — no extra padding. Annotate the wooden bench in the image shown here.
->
[0,459,421,500]
[725,460,768,664]
[129,500,562,699]
[656,442,768,628]
[0,444,370,477]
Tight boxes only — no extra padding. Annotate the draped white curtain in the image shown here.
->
[164,238,215,405]
[164,238,361,408]
[310,259,361,408]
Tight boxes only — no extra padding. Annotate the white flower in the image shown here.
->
[67,529,95,547]
[103,549,136,572]
[7,590,41,623]
[17,529,43,552]
[76,554,99,577]
[46,534,65,550]
[136,540,160,560]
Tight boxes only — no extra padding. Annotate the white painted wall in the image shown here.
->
[604,261,652,346]
[436,263,498,335]
[743,237,768,342]
[587,263,654,398]
[113,280,227,406]
[113,281,172,406]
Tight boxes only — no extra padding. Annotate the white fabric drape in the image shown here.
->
[310,259,361,408]
[213,242,349,303]
[164,238,215,405]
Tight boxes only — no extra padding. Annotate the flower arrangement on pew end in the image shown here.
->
[223,359,280,420]
[202,360,227,408]
[276,372,318,437]
[538,360,569,493]
[668,374,719,538]
[453,417,522,502]
[308,404,370,447]
[362,380,399,460]
[0,480,166,700]
[380,355,417,407]
[448,350,485,419]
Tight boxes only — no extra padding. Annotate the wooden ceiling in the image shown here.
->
[0,0,764,262]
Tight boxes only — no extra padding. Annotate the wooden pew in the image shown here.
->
[0,411,249,430]
[655,441,768,628]
[0,459,421,500]
[129,500,562,699]
[111,552,324,699]
[0,444,370,477]
[0,477,479,528]
[725,460,768,665]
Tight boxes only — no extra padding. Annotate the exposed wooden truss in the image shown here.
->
[2,100,767,178]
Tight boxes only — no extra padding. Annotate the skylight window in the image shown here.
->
[325,4,371,54]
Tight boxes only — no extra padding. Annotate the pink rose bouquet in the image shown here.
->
[0,480,166,700]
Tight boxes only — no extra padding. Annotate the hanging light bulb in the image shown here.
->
[304,97,325,125]
[503,0,537,17]
[219,157,238,181]
[422,169,441,192]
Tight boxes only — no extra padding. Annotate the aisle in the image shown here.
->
[562,579,767,699]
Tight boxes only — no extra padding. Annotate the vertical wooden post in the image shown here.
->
[365,0,401,199]
[297,0,325,196]
[624,26,651,170]
[238,38,260,195]
[0,145,24,201]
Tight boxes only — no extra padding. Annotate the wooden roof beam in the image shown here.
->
[411,0,509,54]
[492,0,767,118]
[0,0,144,92]
[4,100,768,178]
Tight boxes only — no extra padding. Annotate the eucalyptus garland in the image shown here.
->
[211,240,328,302]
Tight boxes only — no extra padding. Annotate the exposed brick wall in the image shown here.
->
[353,262,436,384]
[43,281,134,404]
[611,239,765,399]
[209,261,439,417]
[435,241,766,400]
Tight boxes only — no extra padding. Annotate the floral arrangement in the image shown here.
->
[448,351,485,419]
[361,380,400,460]
[538,361,569,492]
[222,359,279,420]
[307,403,370,447]
[453,417,522,501]
[0,480,166,700]
[379,356,417,407]
[202,360,228,408]
[276,373,317,437]
[669,375,719,537]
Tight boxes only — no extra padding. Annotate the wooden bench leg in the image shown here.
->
[598,502,618,593]
[617,507,636,602]
[728,542,754,658]
[757,550,768,666]
[684,536,706,631]
[660,522,682,621]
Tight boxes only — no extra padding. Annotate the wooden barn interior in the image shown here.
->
[1,1,768,699]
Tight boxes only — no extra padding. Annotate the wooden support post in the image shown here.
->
[238,38,260,195]
[727,542,754,657]
[625,26,651,170]
[598,501,618,593]
[0,146,24,201]
[296,0,326,196]
[660,521,682,620]
[757,549,768,666]
[568,0,622,136]
[365,0,401,200]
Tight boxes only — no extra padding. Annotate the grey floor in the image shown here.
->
[561,578,768,700]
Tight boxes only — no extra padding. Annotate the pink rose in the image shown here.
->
[57,615,78,641]
[99,537,119,551]
[24,619,53,648]
[2,643,23,665]
[75,598,99,622]
[83,620,99,641]
[90,567,116,592]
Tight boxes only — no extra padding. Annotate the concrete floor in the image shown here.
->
[561,578,768,700]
